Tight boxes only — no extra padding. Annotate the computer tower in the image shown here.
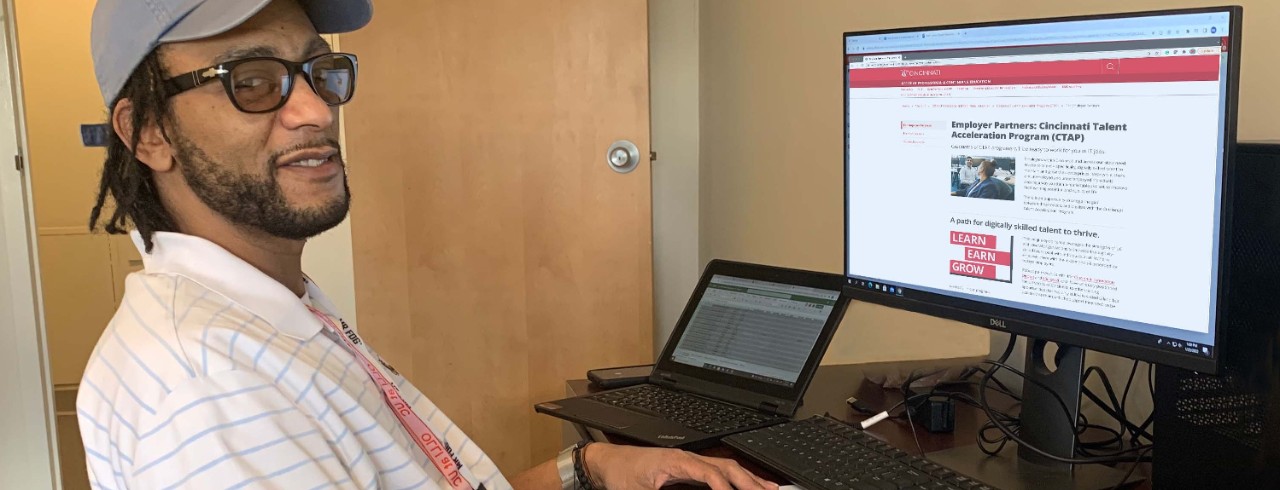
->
[1153,142,1280,488]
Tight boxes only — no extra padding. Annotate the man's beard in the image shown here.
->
[173,132,350,240]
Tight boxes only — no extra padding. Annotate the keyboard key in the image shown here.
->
[864,478,899,490]
[903,470,931,485]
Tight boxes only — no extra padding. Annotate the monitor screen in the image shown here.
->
[843,8,1237,371]
[669,274,842,387]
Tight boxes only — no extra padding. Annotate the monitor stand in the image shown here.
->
[927,341,1144,490]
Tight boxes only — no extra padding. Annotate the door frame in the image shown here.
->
[0,0,59,487]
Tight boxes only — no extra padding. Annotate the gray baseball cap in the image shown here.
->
[91,0,373,107]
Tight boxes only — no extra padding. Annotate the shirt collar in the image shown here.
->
[131,230,330,340]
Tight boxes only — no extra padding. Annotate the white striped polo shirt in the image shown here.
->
[76,231,510,490]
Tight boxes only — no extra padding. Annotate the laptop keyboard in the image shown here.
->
[724,416,997,490]
[586,385,773,434]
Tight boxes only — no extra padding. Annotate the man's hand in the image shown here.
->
[583,443,779,490]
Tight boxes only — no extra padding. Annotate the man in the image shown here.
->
[79,1,777,489]
[963,160,1014,200]
[957,156,979,192]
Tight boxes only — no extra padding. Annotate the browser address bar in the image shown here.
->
[851,47,1222,68]
[855,30,1178,52]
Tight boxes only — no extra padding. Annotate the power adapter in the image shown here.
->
[860,397,957,433]
[905,398,956,433]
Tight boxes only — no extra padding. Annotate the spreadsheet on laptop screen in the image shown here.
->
[670,275,841,387]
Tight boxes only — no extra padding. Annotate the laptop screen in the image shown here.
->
[668,274,843,387]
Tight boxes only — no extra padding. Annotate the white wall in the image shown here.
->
[648,0,701,352]
[0,1,57,486]
[302,216,358,325]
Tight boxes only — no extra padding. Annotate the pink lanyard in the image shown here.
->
[307,306,479,490]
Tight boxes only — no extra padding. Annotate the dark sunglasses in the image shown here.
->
[163,52,358,114]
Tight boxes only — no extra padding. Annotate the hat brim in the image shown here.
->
[161,0,372,43]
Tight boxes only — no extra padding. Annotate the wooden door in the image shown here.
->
[341,0,653,472]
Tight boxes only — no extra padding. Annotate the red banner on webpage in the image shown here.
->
[950,231,998,249]
[965,247,1012,266]
[950,260,997,279]
[850,55,1220,88]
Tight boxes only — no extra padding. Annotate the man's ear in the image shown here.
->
[112,98,174,172]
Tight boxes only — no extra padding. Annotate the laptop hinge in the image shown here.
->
[656,372,678,385]
[758,400,783,415]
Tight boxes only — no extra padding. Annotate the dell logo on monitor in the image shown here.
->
[990,318,1007,329]
[657,435,686,441]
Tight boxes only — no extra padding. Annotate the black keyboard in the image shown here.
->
[724,416,997,490]
[586,384,774,434]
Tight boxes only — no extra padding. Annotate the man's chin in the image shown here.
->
[298,204,351,236]
[248,201,350,241]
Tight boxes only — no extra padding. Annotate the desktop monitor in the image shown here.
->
[843,6,1241,488]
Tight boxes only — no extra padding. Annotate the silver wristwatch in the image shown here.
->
[556,443,578,490]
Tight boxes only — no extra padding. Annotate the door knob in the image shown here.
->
[606,140,640,174]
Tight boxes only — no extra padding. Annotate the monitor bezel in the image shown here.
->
[841,6,1242,374]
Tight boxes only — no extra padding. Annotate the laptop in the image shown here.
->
[535,259,851,449]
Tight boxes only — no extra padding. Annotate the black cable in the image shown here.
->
[1119,359,1139,425]
[995,334,1017,363]
[1136,411,1154,438]
[895,355,1152,463]
[1141,362,1155,439]
[959,334,1017,382]
[1000,369,1151,460]
[875,370,966,459]
[982,360,1077,430]
[885,379,1022,417]
[1147,362,1155,401]
[978,420,1013,455]
[900,412,925,458]
[966,367,1016,394]
[1077,423,1124,450]
[975,404,1143,459]
[1110,446,1152,490]
[1081,384,1155,442]
[886,381,1021,458]
[1084,366,1124,416]
[901,370,927,457]
[1082,365,1155,443]
[977,360,1154,465]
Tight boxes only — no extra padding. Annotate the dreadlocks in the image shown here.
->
[88,49,176,253]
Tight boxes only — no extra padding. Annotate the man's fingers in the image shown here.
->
[699,456,776,490]
[679,458,735,490]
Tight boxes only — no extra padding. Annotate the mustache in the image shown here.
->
[267,138,344,167]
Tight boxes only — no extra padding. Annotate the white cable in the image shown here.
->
[860,411,890,430]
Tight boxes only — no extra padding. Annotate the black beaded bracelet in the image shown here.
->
[582,443,602,489]
[572,441,598,490]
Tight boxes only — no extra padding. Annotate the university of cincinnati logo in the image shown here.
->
[901,69,942,77]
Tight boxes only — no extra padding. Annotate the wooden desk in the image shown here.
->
[563,360,1151,489]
